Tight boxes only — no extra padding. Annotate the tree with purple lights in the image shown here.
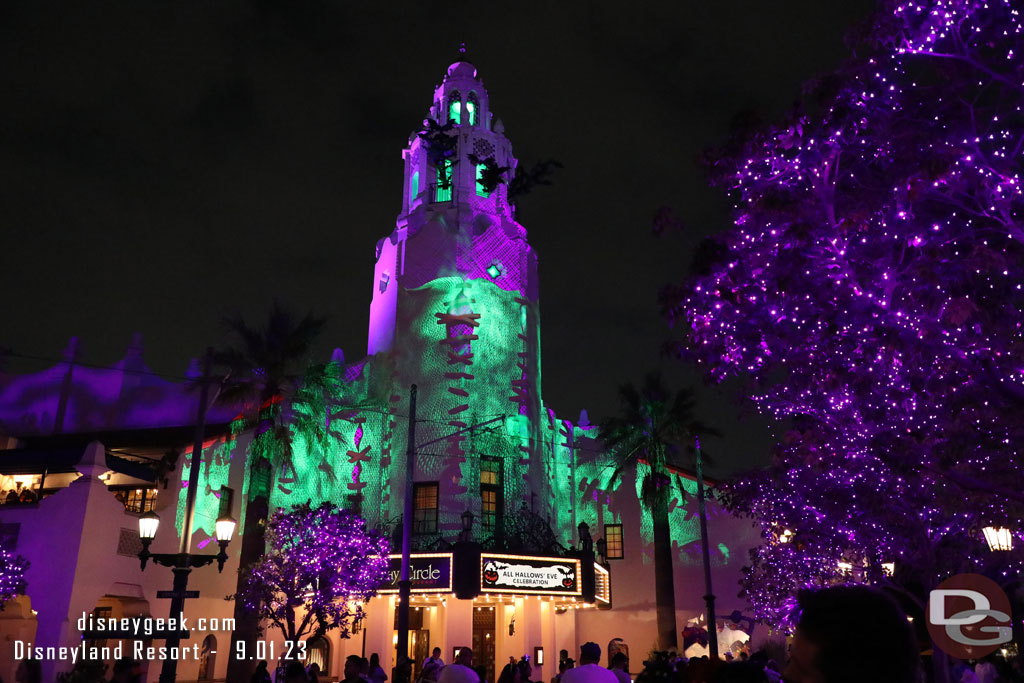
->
[0,541,28,609]
[664,0,1024,634]
[240,501,390,643]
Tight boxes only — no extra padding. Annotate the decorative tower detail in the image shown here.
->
[365,57,547,533]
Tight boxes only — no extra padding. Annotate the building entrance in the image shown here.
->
[394,606,431,680]
[472,605,496,683]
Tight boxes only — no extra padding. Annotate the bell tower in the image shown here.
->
[364,56,546,526]
[367,56,538,356]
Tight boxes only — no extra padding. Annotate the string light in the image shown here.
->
[240,502,389,640]
[669,0,1024,627]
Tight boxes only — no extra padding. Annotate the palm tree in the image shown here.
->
[599,373,718,650]
[216,304,326,683]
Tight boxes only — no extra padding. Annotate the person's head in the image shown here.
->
[257,660,269,671]
[518,658,532,681]
[497,663,520,683]
[784,586,917,683]
[579,642,601,666]
[433,647,442,659]
[560,650,569,662]
[456,648,474,667]
[346,655,365,680]
[610,653,628,671]
[15,659,41,683]
[112,658,138,682]
[371,653,381,669]
[309,662,322,676]
[286,660,308,683]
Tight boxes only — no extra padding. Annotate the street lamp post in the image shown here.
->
[138,506,237,683]
[694,436,718,660]
[461,509,475,542]
[135,349,238,683]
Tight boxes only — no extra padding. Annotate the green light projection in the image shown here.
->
[410,171,419,205]
[475,164,490,197]
[176,434,237,540]
[466,100,476,126]
[436,161,452,202]
[449,100,461,125]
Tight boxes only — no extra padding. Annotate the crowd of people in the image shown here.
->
[5,586,1021,683]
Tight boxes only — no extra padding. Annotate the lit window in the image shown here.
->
[604,524,624,559]
[410,171,419,205]
[448,92,462,125]
[480,458,502,532]
[436,160,453,202]
[413,483,439,534]
[467,93,479,126]
[123,488,157,513]
[481,489,497,530]
[476,163,490,197]
[380,271,390,293]
[486,261,502,279]
[480,458,500,486]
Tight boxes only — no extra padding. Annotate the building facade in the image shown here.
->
[0,60,762,683]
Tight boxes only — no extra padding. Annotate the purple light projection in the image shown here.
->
[663,0,1024,626]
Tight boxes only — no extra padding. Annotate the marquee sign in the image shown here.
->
[480,554,582,596]
[379,553,453,593]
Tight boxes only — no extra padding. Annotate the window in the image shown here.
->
[410,171,419,206]
[306,636,330,675]
[481,489,498,531]
[116,487,157,513]
[198,635,217,680]
[475,163,490,197]
[435,160,453,202]
[448,91,461,125]
[217,486,234,518]
[604,524,624,559]
[413,483,439,534]
[87,607,112,650]
[480,458,502,532]
[467,92,479,126]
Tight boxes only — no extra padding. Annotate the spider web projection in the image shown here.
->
[176,430,239,540]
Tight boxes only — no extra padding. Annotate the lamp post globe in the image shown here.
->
[139,510,160,540]
[982,526,1014,552]
[215,514,237,543]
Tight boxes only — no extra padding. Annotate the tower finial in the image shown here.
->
[459,41,467,57]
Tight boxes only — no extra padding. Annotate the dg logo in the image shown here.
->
[927,573,1013,659]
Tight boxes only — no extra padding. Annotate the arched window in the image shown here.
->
[198,634,217,680]
[410,171,419,206]
[447,91,462,125]
[306,636,330,675]
[467,92,480,126]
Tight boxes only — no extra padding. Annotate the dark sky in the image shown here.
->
[0,1,876,476]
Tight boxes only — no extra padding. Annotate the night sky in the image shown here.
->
[0,1,876,476]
